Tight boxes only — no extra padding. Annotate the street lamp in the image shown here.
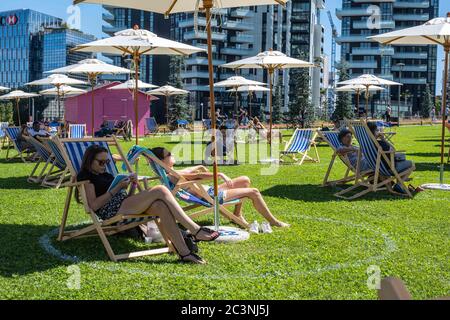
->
[396,62,405,125]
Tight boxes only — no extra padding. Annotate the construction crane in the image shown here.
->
[327,10,338,115]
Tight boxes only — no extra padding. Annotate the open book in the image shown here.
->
[107,174,130,192]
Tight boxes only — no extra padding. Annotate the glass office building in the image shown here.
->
[42,27,96,81]
[0,9,62,89]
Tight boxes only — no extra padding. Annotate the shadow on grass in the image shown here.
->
[408,152,449,158]
[262,184,410,202]
[0,223,181,277]
[413,162,450,172]
[0,176,44,190]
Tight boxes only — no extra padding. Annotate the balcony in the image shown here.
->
[102,12,114,22]
[393,14,429,21]
[102,25,122,35]
[391,65,427,72]
[336,35,372,43]
[392,52,428,59]
[185,57,226,66]
[184,31,227,41]
[353,20,395,29]
[222,20,253,31]
[230,34,254,43]
[353,0,394,2]
[178,18,217,28]
[336,8,371,19]
[230,8,254,18]
[393,1,429,9]
[352,47,395,56]
[221,47,253,56]
[181,71,210,79]
[348,61,378,69]
[394,77,427,84]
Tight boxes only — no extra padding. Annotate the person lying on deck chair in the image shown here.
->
[75,145,220,264]
[336,128,371,173]
[150,147,290,228]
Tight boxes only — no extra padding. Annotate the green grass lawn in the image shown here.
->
[0,125,448,299]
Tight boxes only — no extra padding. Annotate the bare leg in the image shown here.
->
[218,176,251,219]
[118,185,216,241]
[223,187,289,227]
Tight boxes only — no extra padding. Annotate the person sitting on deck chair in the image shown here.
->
[336,128,371,173]
[150,147,290,228]
[76,145,220,264]
[366,121,418,193]
[29,121,50,140]
[95,120,114,137]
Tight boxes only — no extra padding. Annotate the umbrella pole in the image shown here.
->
[268,68,274,155]
[90,74,96,136]
[365,86,369,120]
[235,87,239,122]
[249,91,252,118]
[204,0,220,231]
[356,89,360,117]
[57,85,61,122]
[134,53,140,146]
[16,98,21,127]
[439,45,449,184]
[166,95,169,127]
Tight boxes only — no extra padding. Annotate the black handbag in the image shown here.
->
[181,230,198,253]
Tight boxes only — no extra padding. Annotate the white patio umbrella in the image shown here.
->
[40,85,87,97]
[226,85,269,118]
[221,49,314,147]
[369,13,450,189]
[146,85,189,126]
[0,86,10,91]
[74,0,289,235]
[337,74,401,119]
[336,84,385,114]
[108,79,158,90]
[71,27,204,145]
[26,74,86,120]
[215,76,266,120]
[46,59,131,135]
[0,90,40,126]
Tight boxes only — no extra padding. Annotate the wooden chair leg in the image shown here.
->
[58,186,73,241]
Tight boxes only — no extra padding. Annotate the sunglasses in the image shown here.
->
[95,158,111,166]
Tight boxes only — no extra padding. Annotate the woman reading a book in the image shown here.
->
[76,145,219,264]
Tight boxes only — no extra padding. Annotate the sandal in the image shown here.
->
[179,252,206,265]
[192,227,220,242]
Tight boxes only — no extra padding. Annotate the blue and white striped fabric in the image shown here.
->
[27,138,52,163]
[46,139,67,169]
[5,127,23,151]
[224,119,236,129]
[0,122,8,138]
[62,141,118,175]
[145,117,157,133]
[352,124,392,176]
[203,119,212,130]
[69,124,86,139]
[285,129,314,153]
[321,131,341,150]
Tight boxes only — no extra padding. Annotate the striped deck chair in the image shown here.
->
[68,124,87,138]
[318,130,373,187]
[145,117,159,135]
[202,119,212,130]
[375,120,396,143]
[0,122,8,148]
[224,119,237,129]
[125,145,249,229]
[24,136,63,184]
[280,128,320,165]
[4,127,34,162]
[335,120,415,200]
[55,136,173,262]
[40,137,70,188]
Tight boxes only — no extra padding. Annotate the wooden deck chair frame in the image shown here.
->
[139,151,249,229]
[39,137,71,188]
[335,120,415,200]
[280,128,320,165]
[24,136,63,184]
[115,120,132,141]
[317,130,373,187]
[4,127,34,162]
[54,136,174,262]
[145,117,159,136]
[68,124,87,139]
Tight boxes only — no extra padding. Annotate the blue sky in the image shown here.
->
[1,0,449,93]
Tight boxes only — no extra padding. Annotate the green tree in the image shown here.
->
[0,102,14,123]
[420,85,433,118]
[287,68,314,128]
[168,56,190,129]
[332,61,353,121]
[272,74,283,124]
